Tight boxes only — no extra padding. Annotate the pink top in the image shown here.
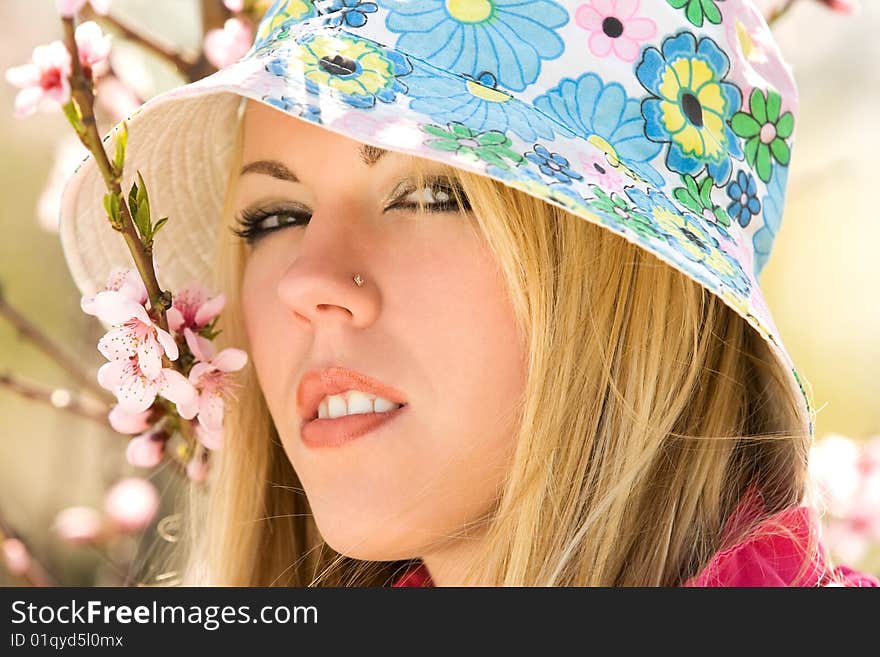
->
[393,489,880,587]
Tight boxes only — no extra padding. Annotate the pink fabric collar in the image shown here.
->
[393,489,879,587]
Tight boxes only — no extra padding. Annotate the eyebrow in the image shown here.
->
[240,144,390,181]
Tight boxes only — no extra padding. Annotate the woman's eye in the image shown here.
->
[231,207,310,244]
[390,180,471,213]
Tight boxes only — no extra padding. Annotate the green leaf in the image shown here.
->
[127,180,139,220]
[135,202,151,240]
[731,112,761,139]
[136,171,150,220]
[682,174,699,199]
[103,193,113,218]
[749,88,768,124]
[152,216,169,237]
[113,122,128,173]
[61,101,83,134]
[775,112,794,139]
[698,176,714,209]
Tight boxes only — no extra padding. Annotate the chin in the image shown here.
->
[313,513,420,562]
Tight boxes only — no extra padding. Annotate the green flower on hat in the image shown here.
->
[666,0,723,28]
[294,33,411,108]
[584,186,663,242]
[422,122,524,169]
[731,88,794,183]
[672,173,731,235]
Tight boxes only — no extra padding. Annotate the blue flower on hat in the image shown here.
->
[316,0,378,28]
[378,0,569,92]
[524,144,583,184]
[753,165,788,277]
[262,94,323,124]
[405,67,558,142]
[726,170,761,228]
[532,73,665,189]
[626,187,751,296]
[267,33,411,109]
[636,31,744,186]
[250,0,318,54]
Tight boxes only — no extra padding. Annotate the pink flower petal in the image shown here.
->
[97,358,127,390]
[212,347,248,373]
[108,404,152,434]
[137,338,163,380]
[589,30,613,57]
[593,0,615,16]
[159,368,198,418]
[184,327,215,362]
[83,290,145,325]
[125,432,164,468]
[196,423,224,451]
[198,391,225,432]
[5,63,40,88]
[188,361,216,384]
[155,326,179,361]
[116,373,159,414]
[52,506,103,544]
[1,538,31,576]
[12,86,44,118]
[97,325,136,361]
[612,35,641,62]
[613,0,639,20]
[55,0,88,17]
[32,41,71,73]
[89,0,112,14]
[624,16,656,40]
[575,4,604,30]
[186,456,209,483]
[75,21,112,75]
[194,292,225,326]
[167,306,185,333]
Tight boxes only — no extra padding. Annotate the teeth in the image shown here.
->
[316,389,403,419]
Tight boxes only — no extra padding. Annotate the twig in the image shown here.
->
[766,0,799,26]
[62,17,172,334]
[0,284,113,404]
[82,6,198,79]
[0,371,111,428]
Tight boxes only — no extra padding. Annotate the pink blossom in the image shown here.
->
[56,0,111,17]
[224,0,245,12]
[82,267,148,309]
[167,282,226,334]
[75,21,112,79]
[125,430,166,468]
[1,538,31,577]
[575,0,656,62]
[5,41,72,118]
[203,18,254,69]
[98,358,197,416]
[178,328,247,434]
[186,454,210,483]
[52,506,103,545]
[104,478,159,533]
[108,403,152,434]
[195,422,224,451]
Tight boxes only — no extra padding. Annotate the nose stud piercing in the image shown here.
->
[353,273,364,287]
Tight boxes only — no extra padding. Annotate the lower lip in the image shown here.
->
[300,405,408,449]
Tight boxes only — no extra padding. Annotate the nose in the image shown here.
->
[275,213,380,330]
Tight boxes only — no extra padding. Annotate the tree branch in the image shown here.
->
[0,371,111,428]
[0,283,113,404]
[0,516,56,586]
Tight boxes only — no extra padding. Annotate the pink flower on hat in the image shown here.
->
[178,327,247,440]
[203,17,253,69]
[575,0,657,63]
[5,41,72,118]
[167,282,226,334]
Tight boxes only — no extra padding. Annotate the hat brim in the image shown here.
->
[58,28,813,436]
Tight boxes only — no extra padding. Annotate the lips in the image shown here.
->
[296,366,408,422]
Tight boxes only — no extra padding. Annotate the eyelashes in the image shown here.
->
[231,175,471,245]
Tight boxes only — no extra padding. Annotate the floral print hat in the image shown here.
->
[59,0,814,437]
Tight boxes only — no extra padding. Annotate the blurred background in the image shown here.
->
[0,0,878,585]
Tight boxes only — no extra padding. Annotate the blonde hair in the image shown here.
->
[167,101,814,587]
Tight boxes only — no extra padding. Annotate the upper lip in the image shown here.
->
[297,366,408,422]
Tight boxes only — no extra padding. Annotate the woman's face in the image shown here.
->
[237,102,527,565]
